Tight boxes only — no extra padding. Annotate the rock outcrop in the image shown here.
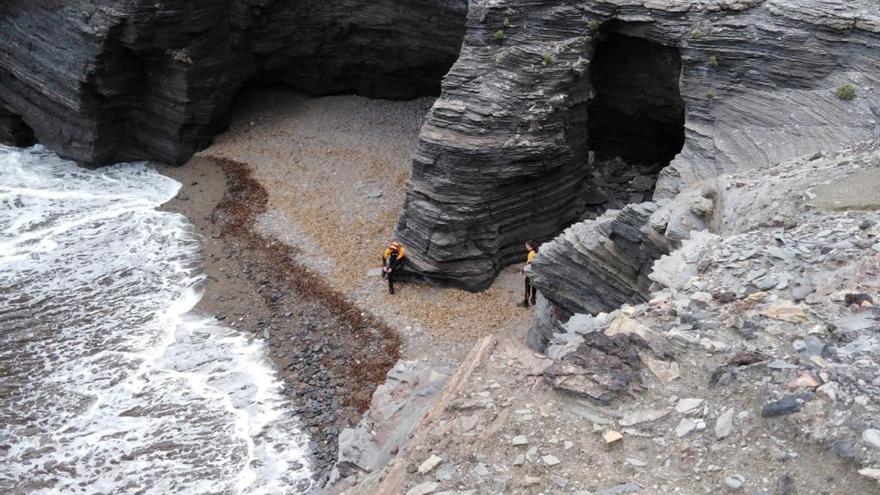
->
[531,141,880,345]
[0,0,467,164]
[519,143,880,488]
[531,202,661,317]
[395,0,880,290]
[330,361,449,483]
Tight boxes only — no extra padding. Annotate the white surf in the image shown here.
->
[0,145,313,494]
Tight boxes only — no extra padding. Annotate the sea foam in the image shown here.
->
[0,145,313,494]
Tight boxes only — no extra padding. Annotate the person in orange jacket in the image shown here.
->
[381,241,406,295]
[518,240,538,308]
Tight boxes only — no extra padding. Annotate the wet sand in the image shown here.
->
[158,158,400,481]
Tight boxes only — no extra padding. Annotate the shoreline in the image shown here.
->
[154,88,533,487]
[158,157,401,482]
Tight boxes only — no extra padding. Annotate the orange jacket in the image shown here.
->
[383,245,405,262]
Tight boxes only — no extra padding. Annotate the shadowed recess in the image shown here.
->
[588,32,686,166]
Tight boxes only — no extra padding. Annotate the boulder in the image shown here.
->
[330,361,449,482]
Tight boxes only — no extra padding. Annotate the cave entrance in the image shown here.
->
[584,31,685,211]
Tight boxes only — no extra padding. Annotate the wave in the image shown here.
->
[0,145,313,494]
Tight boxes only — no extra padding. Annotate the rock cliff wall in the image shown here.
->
[4,0,879,291]
[0,0,466,164]
[396,0,880,290]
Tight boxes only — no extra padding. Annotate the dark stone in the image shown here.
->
[844,293,874,307]
[543,332,646,404]
[775,474,796,495]
[713,291,738,304]
[832,438,859,461]
[727,351,770,367]
[761,394,811,418]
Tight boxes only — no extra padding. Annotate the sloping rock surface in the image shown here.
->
[532,141,880,344]
[526,141,880,487]
[395,0,880,289]
[330,361,449,484]
[0,0,466,164]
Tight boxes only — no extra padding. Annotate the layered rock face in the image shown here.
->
[0,0,466,164]
[4,0,879,291]
[396,0,880,290]
[526,202,665,350]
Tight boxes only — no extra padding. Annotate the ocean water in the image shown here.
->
[0,146,313,494]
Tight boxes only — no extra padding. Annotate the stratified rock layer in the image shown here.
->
[4,0,879,290]
[0,0,466,164]
[396,0,880,290]
[530,202,661,319]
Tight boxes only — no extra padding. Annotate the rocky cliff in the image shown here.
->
[3,0,879,290]
[395,0,880,290]
[0,0,466,164]
[335,141,880,492]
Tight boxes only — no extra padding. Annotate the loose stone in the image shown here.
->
[862,429,880,451]
[715,408,735,440]
[407,481,440,495]
[724,474,745,490]
[418,454,443,474]
[511,435,529,446]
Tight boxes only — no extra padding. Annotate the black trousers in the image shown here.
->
[385,258,404,294]
[524,276,537,303]
[387,267,397,294]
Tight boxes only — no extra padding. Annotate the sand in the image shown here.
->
[198,88,533,365]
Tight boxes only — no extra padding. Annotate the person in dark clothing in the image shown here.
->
[518,240,538,308]
[381,241,406,295]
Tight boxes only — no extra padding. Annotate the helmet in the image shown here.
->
[389,241,401,251]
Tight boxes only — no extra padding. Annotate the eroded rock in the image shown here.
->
[331,361,450,483]
[542,332,644,405]
[0,0,467,164]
